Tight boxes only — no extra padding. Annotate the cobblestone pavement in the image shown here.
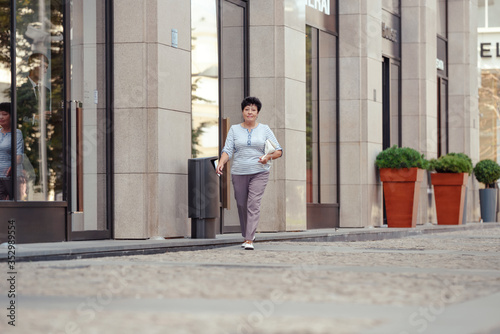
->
[1,227,500,334]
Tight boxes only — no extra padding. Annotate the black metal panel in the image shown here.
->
[106,0,115,239]
[306,203,339,229]
[0,206,66,243]
[188,157,220,219]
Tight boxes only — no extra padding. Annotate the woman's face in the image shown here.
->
[0,111,10,129]
[242,104,259,123]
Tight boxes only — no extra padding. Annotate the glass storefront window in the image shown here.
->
[306,25,337,205]
[306,26,318,203]
[437,0,447,37]
[15,0,64,201]
[479,69,500,161]
[479,0,500,29]
[478,0,486,28]
[0,1,13,201]
[191,0,219,158]
[489,1,500,27]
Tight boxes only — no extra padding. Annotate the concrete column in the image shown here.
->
[401,0,438,224]
[448,0,480,221]
[249,0,307,231]
[113,0,191,238]
[338,0,383,227]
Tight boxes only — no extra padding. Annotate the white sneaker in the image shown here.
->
[241,236,256,248]
[244,242,254,250]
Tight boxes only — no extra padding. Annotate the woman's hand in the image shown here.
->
[217,152,230,175]
[258,154,271,164]
[216,161,225,175]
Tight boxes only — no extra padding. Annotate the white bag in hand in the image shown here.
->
[261,139,277,164]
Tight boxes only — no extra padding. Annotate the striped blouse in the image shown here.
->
[222,123,282,175]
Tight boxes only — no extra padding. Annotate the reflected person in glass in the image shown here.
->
[0,103,24,200]
[216,97,283,250]
[17,51,51,199]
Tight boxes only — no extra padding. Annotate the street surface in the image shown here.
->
[1,227,500,334]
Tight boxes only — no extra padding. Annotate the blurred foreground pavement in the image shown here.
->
[1,227,500,334]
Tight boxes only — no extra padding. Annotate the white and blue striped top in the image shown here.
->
[222,123,282,175]
[0,129,24,177]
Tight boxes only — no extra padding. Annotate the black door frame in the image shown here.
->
[218,0,249,234]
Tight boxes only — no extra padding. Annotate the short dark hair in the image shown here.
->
[0,102,11,114]
[28,52,49,67]
[241,96,262,112]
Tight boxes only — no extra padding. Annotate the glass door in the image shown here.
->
[219,0,248,233]
[191,0,248,234]
[67,0,110,239]
[306,26,339,229]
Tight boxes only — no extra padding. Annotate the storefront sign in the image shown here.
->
[478,33,500,69]
[480,43,500,58]
[381,10,400,59]
[306,0,331,15]
[382,22,398,43]
[436,58,445,71]
[306,0,336,34]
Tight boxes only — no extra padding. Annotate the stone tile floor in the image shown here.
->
[1,228,500,334]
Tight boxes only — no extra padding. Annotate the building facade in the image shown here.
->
[0,0,480,244]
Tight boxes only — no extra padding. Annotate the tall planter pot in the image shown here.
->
[479,188,497,222]
[380,168,424,228]
[431,173,468,225]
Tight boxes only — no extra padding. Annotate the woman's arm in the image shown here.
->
[258,149,282,164]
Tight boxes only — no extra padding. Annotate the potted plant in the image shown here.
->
[473,159,500,222]
[429,153,473,225]
[375,146,428,228]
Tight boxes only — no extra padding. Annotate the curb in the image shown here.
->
[1,223,499,262]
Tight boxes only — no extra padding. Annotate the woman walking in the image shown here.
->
[216,97,282,250]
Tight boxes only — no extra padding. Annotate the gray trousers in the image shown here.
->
[232,171,270,240]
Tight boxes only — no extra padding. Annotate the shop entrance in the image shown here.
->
[305,25,339,229]
[0,0,111,243]
[191,0,248,234]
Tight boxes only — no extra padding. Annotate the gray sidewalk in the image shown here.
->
[2,225,500,334]
[1,222,499,262]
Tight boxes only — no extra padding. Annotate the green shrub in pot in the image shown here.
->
[375,145,428,228]
[428,153,472,174]
[429,152,472,225]
[375,145,428,169]
[474,159,500,222]
[473,159,500,188]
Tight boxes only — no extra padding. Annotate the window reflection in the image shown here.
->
[306,26,318,204]
[479,69,500,162]
[0,2,13,200]
[15,0,64,201]
[191,0,219,158]
[479,0,500,28]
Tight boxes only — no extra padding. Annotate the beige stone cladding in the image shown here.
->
[249,0,307,232]
[111,0,479,238]
[113,0,191,238]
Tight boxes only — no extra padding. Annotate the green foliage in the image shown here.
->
[473,159,500,187]
[428,153,473,174]
[375,145,428,169]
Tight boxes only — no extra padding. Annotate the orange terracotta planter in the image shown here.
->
[431,173,468,225]
[380,168,424,228]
